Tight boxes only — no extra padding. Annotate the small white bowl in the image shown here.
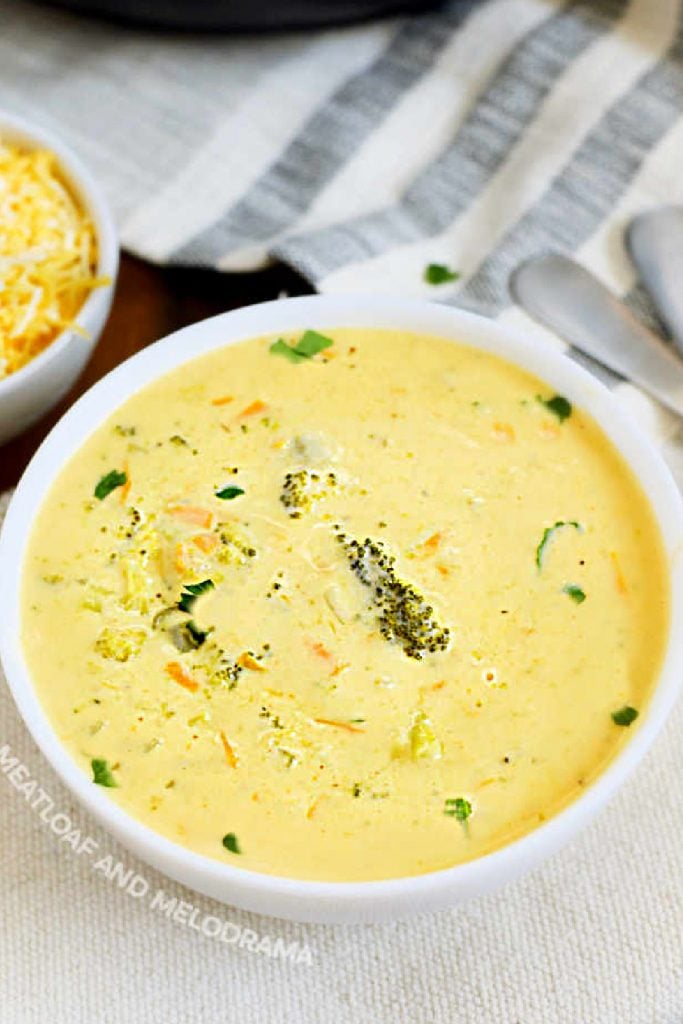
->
[1,294,682,924]
[0,110,118,444]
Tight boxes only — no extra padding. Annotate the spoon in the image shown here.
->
[626,206,683,357]
[510,253,683,418]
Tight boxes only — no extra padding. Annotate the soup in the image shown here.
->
[21,328,669,881]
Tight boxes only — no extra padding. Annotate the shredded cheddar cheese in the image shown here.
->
[0,140,106,379]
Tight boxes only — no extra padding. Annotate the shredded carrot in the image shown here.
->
[239,399,267,418]
[237,652,266,672]
[436,564,450,577]
[168,506,213,529]
[420,532,442,554]
[492,422,515,442]
[431,680,447,691]
[193,532,219,554]
[477,776,501,790]
[166,661,199,693]
[219,730,238,768]
[174,541,191,574]
[211,395,234,406]
[309,640,334,661]
[610,551,628,594]
[330,662,350,678]
[314,717,365,734]
[306,798,320,819]
[119,462,131,504]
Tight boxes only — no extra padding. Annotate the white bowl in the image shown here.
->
[1,294,682,924]
[0,110,118,445]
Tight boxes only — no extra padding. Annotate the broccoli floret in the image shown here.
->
[336,530,451,660]
[280,469,337,518]
[216,525,257,566]
[119,521,160,614]
[409,711,442,760]
[192,643,243,690]
[95,626,147,662]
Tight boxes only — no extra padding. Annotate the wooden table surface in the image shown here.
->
[0,255,311,492]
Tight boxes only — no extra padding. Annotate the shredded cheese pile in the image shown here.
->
[0,140,105,379]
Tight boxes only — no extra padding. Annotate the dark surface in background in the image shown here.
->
[0,258,312,491]
[44,0,442,30]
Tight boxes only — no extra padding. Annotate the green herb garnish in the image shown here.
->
[91,758,117,787]
[185,620,210,646]
[94,470,127,501]
[269,329,334,363]
[562,584,586,604]
[611,705,639,727]
[538,394,572,422]
[178,579,214,613]
[270,339,307,363]
[444,797,472,824]
[169,435,189,447]
[296,329,334,357]
[215,486,245,501]
[222,832,241,854]
[424,263,460,285]
[536,520,582,570]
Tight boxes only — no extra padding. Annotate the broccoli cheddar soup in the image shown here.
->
[22,328,669,881]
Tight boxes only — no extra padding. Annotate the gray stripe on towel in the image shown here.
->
[455,7,683,319]
[173,0,477,266]
[274,0,627,283]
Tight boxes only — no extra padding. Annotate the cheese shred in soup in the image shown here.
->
[22,329,669,881]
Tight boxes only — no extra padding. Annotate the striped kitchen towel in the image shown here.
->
[1,0,682,321]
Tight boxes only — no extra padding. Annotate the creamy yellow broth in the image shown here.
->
[21,328,669,881]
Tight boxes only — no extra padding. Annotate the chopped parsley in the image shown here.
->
[178,579,214,613]
[538,394,572,422]
[562,583,586,604]
[424,263,460,286]
[222,832,241,854]
[94,470,127,501]
[91,758,117,787]
[215,486,245,501]
[536,520,582,570]
[444,797,472,824]
[269,329,334,363]
[611,705,639,727]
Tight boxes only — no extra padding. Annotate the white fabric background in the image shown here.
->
[2,0,683,1018]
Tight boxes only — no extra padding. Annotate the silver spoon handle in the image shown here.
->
[511,254,683,419]
[627,206,683,357]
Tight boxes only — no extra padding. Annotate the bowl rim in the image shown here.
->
[2,292,682,912]
[0,108,119,396]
